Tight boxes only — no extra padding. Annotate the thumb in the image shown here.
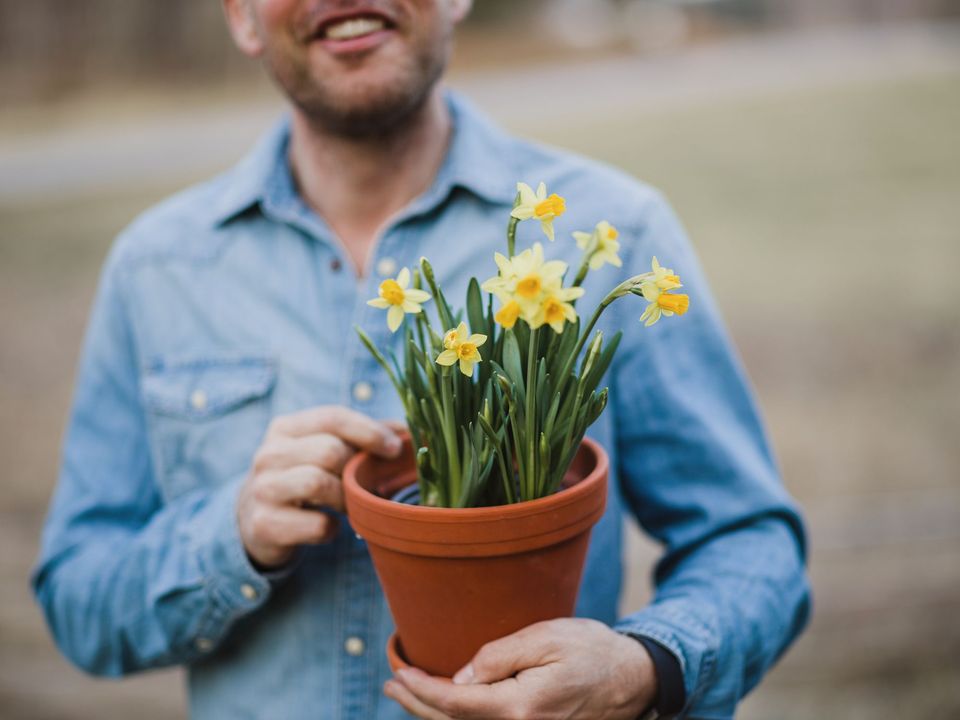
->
[453,624,556,685]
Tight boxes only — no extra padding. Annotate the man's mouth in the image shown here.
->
[322,15,389,41]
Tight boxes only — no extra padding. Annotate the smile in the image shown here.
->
[323,16,387,41]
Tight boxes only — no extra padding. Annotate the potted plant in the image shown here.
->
[344,182,690,677]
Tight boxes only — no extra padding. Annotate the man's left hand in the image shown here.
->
[384,618,658,719]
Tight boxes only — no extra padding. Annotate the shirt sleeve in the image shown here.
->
[610,192,812,718]
[31,244,274,676]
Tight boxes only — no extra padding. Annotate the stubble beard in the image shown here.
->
[265,33,451,141]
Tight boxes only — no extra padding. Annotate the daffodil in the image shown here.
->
[639,283,690,327]
[366,267,431,332]
[507,243,568,307]
[481,243,567,310]
[649,256,682,291]
[573,221,623,270]
[511,182,566,241]
[529,287,585,334]
[436,322,488,376]
[494,300,522,329]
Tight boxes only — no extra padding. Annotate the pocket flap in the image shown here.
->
[142,356,276,419]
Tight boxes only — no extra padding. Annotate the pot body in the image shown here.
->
[343,436,609,677]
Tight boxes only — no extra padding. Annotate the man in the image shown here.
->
[33,1,810,718]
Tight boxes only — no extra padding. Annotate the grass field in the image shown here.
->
[2,68,959,717]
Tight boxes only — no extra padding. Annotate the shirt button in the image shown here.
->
[240,583,258,601]
[330,258,343,272]
[344,636,366,656]
[190,389,207,411]
[376,257,397,277]
[352,381,373,403]
[195,637,214,652]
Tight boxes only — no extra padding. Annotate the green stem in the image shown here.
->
[572,257,591,288]
[524,327,539,500]
[507,216,519,257]
[440,369,461,507]
[557,296,616,385]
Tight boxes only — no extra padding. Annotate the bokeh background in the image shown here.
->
[2,1,959,717]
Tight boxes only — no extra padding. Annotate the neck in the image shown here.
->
[287,88,453,276]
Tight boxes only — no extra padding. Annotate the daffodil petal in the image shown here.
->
[468,333,487,346]
[367,298,390,309]
[404,289,431,303]
[436,349,457,366]
[387,305,404,332]
[458,358,474,376]
[401,300,422,313]
[396,267,410,288]
[540,220,555,242]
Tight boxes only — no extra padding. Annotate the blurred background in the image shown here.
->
[2,0,959,717]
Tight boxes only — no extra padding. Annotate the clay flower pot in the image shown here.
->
[343,435,609,678]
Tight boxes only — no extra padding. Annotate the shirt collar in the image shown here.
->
[209,89,518,228]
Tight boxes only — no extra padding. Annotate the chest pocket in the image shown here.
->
[142,357,277,502]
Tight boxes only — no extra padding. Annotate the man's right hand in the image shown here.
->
[237,405,403,569]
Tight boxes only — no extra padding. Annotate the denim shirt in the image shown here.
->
[33,91,810,719]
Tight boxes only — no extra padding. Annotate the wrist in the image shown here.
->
[613,629,660,717]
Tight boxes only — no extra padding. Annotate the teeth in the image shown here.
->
[325,17,386,40]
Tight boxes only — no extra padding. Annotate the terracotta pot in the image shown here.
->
[343,435,608,678]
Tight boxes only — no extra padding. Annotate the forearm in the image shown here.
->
[33,476,272,676]
[616,516,811,718]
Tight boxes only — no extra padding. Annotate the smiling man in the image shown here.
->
[33,1,810,719]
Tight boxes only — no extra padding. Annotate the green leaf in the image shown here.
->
[466,278,486,338]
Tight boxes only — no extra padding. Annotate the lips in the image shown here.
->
[310,6,397,41]
[306,5,398,56]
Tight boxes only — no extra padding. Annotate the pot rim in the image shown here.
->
[343,435,608,522]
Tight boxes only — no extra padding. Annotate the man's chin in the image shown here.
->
[295,77,438,139]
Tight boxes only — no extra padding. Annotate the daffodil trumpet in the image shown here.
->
[356,182,691,509]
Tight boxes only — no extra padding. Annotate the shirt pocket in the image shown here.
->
[141,356,277,503]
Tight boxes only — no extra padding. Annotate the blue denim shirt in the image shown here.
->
[33,92,810,719]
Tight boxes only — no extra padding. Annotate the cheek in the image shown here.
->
[254,0,301,31]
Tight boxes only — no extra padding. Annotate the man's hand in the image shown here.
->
[237,405,402,568]
[384,618,658,720]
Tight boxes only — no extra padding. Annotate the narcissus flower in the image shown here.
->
[366,267,431,332]
[511,182,566,241]
[529,287,584,334]
[649,256,682,291]
[481,243,567,309]
[494,300,522,329]
[639,283,690,327]
[573,221,623,270]
[436,322,488,376]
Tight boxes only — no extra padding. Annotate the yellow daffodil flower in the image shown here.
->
[436,322,488,376]
[494,300,522,329]
[649,256,682,290]
[639,282,690,327]
[481,243,567,310]
[529,287,585,334]
[366,267,432,332]
[511,182,566,241]
[573,221,623,270]
[507,243,567,307]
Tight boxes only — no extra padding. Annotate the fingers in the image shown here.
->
[256,465,344,511]
[457,621,560,685]
[254,434,354,475]
[246,505,338,550]
[384,679,454,720]
[268,406,402,458]
[392,668,520,720]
